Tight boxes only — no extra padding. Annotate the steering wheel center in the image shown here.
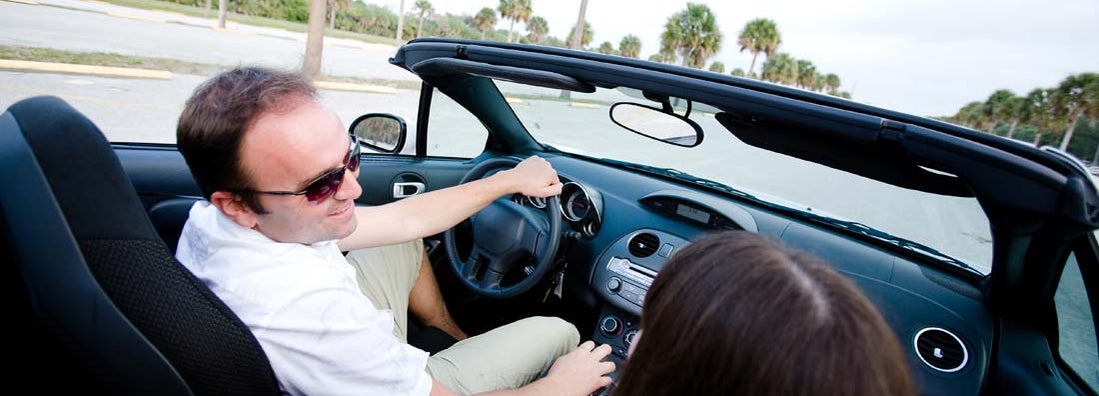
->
[443,157,562,298]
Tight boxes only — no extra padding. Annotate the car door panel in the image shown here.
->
[354,155,472,206]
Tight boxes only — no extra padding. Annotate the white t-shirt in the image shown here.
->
[175,201,433,396]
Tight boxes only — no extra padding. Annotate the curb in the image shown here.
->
[314,80,396,94]
[0,59,173,79]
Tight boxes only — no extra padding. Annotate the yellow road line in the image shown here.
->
[569,102,601,109]
[105,11,166,23]
[505,97,523,104]
[0,60,172,80]
[5,0,40,5]
[0,86,178,113]
[212,26,257,35]
[314,80,397,94]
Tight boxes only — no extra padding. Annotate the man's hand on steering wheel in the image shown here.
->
[492,156,563,198]
[443,156,564,299]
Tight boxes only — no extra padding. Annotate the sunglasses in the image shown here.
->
[242,134,361,205]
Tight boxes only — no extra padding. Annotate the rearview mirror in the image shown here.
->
[349,113,406,154]
[609,103,703,147]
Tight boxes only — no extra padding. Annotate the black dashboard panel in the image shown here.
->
[113,145,994,395]
[546,153,991,395]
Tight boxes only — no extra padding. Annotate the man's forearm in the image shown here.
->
[337,172,516,251]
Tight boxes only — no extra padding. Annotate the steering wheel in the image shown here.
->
[444,157,562,299]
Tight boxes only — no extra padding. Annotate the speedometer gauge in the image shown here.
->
[560,182,593,222]
[565,191,590,221]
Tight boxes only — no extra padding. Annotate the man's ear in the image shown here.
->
[210,191,259,229]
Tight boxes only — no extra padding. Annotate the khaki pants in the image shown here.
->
[346,240,579,395]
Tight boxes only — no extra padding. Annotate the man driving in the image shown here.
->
[174,66,613,395]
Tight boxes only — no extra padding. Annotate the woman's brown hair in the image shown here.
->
[613,230,915,396]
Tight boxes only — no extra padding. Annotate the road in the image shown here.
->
[0,0,413,82]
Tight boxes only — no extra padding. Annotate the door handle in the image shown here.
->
[392,182,425,198]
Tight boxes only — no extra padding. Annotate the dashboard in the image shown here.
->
[534,154,993,395]
[113,144,995,395]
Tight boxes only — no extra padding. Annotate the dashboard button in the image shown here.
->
[607,278,622,293]
[624,330,639,348]
[600,315,622,335]
[658,243,674,257]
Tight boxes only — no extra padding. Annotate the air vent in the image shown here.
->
[628,232,660,258]
[914,327,968,373]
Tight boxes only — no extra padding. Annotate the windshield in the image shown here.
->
[498,81,993,274]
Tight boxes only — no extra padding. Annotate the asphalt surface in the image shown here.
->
[0,0,412,81]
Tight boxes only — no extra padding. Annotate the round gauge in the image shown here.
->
[564,189,591,221]
[524,196,547,209]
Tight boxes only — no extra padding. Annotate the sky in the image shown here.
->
[369,0,1098,117]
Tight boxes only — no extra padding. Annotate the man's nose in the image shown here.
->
[334,165,363,201]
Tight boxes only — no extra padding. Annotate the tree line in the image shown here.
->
[164,0,850,97]
[943,73,1099,161]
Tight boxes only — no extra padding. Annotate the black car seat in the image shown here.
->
[0,96,281,395]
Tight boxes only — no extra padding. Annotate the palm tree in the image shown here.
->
[1023,88,1058,146]
[569,0,588,49]
[597,41,615,54]
[216,0,227,28]
[647,48,676,64]
[984,89,1024,137]
[395,0,405,41]
[795,59,816,89]
[619,34,641,58]
[327,0,349,29]
[412,0,433,39]
[498,0,531,43]
[563,0,588,100]
[760,52,797,85]
[660,3,722,69]
[1002,96,1027,139]
[302,0,326,79]
[730,68,745,77]
[824,73,841,95]
[526,15,548,44]
[708,61,725,73]
[657,47,676,63]
[473,7,496,40]
[566,22,593,49]
[809,73,825,92]
[737,18,781,79]
[955,101,988,130]
[1053,73,1099,151]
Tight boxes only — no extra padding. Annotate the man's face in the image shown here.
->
[237,98,362,244]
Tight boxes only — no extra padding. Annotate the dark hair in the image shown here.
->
[177,66,317,213]
[614,230,915,396]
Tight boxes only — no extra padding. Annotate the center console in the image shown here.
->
[589,229,688,357]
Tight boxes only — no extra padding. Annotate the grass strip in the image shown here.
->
[90,0,399,45]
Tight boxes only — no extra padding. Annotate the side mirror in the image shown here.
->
[349,113,407,154]
[609,103,703,147]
